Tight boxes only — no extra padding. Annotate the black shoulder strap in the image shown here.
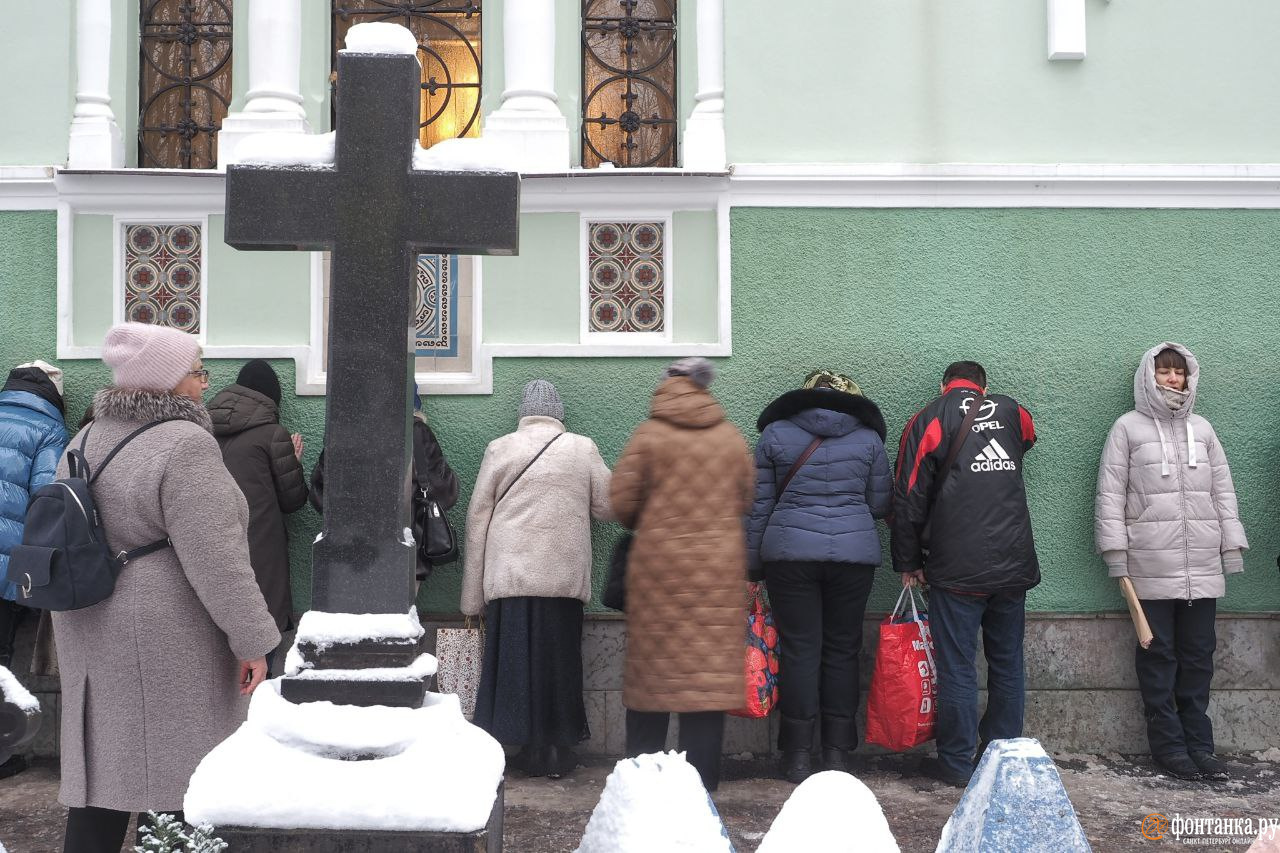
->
[89,420,177,484]
[930,395,984,510]
[495,433,562,507]
[776,436,824,500]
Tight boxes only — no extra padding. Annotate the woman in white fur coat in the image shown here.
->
[462,379,613,778]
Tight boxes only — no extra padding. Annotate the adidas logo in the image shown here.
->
[971,438,1017,472]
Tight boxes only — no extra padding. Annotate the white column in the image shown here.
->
[482,0,570,173]
[218,0,311,168]
[682,0,726,170]
[67,0,124,169]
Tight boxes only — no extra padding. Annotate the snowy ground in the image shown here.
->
[0,751,1276,852]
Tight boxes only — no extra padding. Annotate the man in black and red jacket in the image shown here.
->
[891,361,1039,786]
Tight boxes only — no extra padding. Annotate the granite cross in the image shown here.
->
[224,49,519,617]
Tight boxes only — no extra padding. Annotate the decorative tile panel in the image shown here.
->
[123,223,202,333]
[587,221,665,334]
[414,254,458,358]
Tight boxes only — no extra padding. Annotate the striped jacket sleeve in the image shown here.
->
[890,406,943,573]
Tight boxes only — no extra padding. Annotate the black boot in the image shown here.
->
[821,715,855,773]
[1154,752,1202,781]
[779,716,815,784]
[1189,751,1229,782]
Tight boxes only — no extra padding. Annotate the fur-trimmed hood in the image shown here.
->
[92,386,213,433]
[756,388,886,440]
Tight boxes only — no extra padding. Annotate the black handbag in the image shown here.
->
[602,532,632,611]
[414,484,458,567]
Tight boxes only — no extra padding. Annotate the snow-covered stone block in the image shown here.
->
[184,681,504,833]
[936,738,1091,853]
[576,751,735,853]
[0,665,41,763]
[758,770,899,853]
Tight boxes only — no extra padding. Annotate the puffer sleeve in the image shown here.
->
[1205,424,1248,558]
[609,424,650,530]
[745,429,778,577]
[268,425,308,513]
[866,436,892,520]
[461,441,501,616]
[160,428,280,661]
[29,421,70,492]
[1094,418,1131,573]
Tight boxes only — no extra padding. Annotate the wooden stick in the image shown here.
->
[1119,577,1154,649]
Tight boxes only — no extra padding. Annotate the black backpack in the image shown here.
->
[5,420,174,611]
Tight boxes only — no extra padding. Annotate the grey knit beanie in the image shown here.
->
[663,357,715,389]
[519,379,564,421]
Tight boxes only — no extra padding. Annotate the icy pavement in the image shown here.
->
[1,751,1277,852]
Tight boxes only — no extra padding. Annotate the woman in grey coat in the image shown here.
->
[1094,342,1247,783]
[53,323,280,852]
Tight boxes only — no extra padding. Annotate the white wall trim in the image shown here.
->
[728,163,1280,208]
[0,167,59,210]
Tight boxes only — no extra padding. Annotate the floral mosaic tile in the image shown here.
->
[587,221,665,334]
[414,254,458,358]
[123,223,202,333]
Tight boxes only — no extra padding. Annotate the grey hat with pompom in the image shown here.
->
[663,357,715,389]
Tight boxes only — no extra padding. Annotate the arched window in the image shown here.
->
[331,1,483,149]
[582,0,677,168]
[138,0,234,169]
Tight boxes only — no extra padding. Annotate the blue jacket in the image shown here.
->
[747,388,891,572]
[0,390,70,602]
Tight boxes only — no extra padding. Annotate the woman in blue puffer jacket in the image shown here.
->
[746,370,890,783]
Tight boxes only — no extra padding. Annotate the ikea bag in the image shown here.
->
[865,586,937,750]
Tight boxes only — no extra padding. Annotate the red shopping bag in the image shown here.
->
[729,582,780,719]
[865,586,937,751]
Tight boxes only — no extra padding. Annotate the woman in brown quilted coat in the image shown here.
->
[610,357,753,791]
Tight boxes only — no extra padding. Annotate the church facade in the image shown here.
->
[1,0,1277,753]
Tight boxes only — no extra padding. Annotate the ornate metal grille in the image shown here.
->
[138,0,233,169]
[332,1,482,148]
[582,0,677,168]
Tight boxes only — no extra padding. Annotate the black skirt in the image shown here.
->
[472,596,589,748]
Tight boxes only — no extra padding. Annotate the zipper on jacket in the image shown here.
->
[1173,427,1192,603]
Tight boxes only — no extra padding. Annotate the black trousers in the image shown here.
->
[1136,598,1217,757]
[63,807,184,853]
[765,561,875,740]
[625,710,725,792]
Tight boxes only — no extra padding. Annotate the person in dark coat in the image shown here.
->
[0,360,69,779]
[309,386,458,584]
[208,360,308,660]
[746,370,891,782]
[891,360,1038,787]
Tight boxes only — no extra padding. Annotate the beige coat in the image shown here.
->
[53,387,280,811]
[611,377,754,713]
[461,416,613,615]
[1094,342,1248,600]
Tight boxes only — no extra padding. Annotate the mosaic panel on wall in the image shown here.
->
[587,221,665,334]
[415,254,458,357]
[123,223,202,333]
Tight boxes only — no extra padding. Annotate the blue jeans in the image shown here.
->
[929,588,1027,778]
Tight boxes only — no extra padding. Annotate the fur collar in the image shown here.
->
[93,386,213,433]
[757,388,887,440]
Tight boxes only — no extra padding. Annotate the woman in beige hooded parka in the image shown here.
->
[1094,342,1246,783]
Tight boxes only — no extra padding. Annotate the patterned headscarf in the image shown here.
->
[803,369,862,396]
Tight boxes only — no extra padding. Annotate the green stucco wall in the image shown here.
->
[725,0,1280,164]
[0,1,74,165]
[5,208,1278,619]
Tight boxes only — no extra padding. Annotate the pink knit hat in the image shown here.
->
[102,322,201,391]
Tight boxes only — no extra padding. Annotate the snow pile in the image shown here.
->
[936,738,1090,853]
[1253,747,1280,763]
[185,681,503,832]
[757,771,898,853]
[340,21,420,56]
[412,138,514,173]
[575,751,734,853]
[284,607,425,675]
[0,665,38,714]
[230,131,336,167]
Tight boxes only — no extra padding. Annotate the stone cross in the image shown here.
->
[225,50,519,617]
